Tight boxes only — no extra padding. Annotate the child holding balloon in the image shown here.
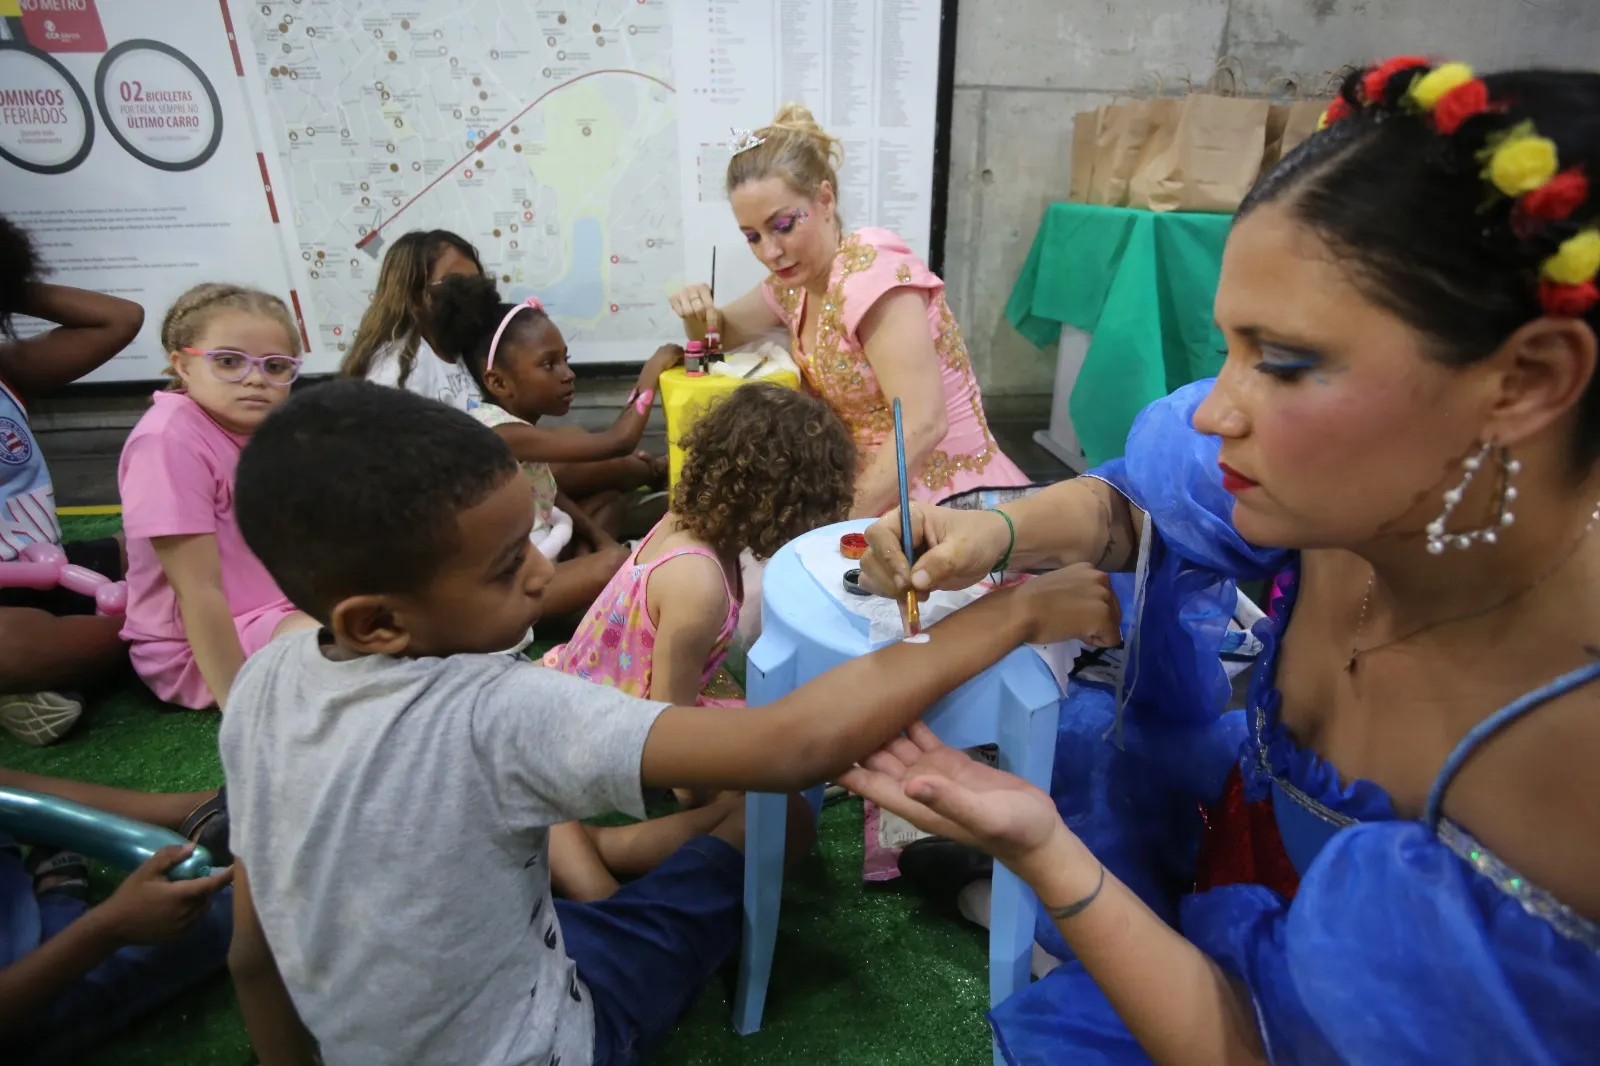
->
[0,215,143,746]
[116,284,317,710]
[0,766,233,1062]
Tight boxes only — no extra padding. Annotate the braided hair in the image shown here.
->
[1243,59,1600,462]
[159,283,300,388]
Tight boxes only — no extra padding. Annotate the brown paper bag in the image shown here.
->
[1127,93,1270,213]
[1087,100,1167,207]
[1068,109,1101,204]
[1261,103,1293,169]
[1124,98,1182,210]
[1277,100,1328,160]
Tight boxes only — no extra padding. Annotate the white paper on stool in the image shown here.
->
[793,535,1083,690]
[794,536,982,643]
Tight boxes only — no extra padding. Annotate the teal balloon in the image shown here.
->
[0,788,215,880]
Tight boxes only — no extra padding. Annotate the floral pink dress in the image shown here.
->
[761,227,1031,506]
[542,521,744,703]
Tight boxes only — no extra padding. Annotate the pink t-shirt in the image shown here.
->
[118,391,294,706]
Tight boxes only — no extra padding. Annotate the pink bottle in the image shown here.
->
[685,339,707,377]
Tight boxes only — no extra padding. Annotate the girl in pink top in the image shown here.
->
[669,104,1031,517]
[544,383,855,806]
[118,285,315,709]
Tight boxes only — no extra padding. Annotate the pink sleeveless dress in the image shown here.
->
[542,521,744,704]
[761,227,1031,506]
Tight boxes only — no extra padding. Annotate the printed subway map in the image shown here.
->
[248,0,684,362]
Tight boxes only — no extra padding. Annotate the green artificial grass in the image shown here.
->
[0,518,997,1065]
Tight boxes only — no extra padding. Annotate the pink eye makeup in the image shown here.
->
[743,209,810,245]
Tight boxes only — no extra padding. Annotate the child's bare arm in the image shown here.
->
[556,491,614,549]
[493,421,640,464]
[0,283,144,395]
[0,844,231,1038]
[231,863,320,1066]
[151,534,245,709]
[0,908,119,1037]
[639,563,1121,793]
[646,555,732,707]
[490,345,682,464]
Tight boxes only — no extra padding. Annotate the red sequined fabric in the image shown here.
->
[1193,766,1302,900]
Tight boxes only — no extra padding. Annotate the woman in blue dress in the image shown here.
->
[852,59,1600,1064]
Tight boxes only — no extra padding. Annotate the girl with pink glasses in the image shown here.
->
[117,284,316,709]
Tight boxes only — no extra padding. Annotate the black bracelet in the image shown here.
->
[1044,863,1106,921]
[987,507,1015,579]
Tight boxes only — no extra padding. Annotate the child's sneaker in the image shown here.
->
[0,691,83,747]
[25,846,90,899]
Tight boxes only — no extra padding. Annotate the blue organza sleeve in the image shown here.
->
[1029,380,1286,964]
[1084,379,1287,730]
[1181,821,1600,1065]
[1089,379,1286,581]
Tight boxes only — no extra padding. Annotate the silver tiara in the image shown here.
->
[727,127,765,155]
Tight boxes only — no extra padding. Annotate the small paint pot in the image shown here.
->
[843,568,872,596]
[839,533,868,560]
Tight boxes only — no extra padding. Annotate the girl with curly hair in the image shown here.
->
[543,382,855,799]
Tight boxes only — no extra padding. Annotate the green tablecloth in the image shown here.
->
[1005,203,1231,467]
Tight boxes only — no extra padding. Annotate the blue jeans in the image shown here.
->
[558,836,744,1066]
[16,885,233,1065]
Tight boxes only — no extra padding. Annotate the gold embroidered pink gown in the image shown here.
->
[760,227,1030,505]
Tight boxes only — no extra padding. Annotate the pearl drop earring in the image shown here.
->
[1426,442,1518,555]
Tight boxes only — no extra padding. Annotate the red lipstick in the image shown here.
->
[1219,463,1258,494]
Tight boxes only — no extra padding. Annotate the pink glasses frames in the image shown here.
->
[182,347,302,386]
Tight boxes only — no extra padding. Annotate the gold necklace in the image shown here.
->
[1346,517,1598,673]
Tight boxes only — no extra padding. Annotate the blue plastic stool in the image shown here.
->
[733,521,1062,1066]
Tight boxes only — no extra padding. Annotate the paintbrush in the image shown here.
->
[707,248,722,362]
[893,398,921,636]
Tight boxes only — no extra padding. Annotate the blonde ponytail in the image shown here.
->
[726,103,844,209]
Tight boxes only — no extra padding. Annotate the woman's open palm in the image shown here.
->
[838,723,1063,869]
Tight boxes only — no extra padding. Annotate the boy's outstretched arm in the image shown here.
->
[639,563,1119,794]
[231,862,320,1066]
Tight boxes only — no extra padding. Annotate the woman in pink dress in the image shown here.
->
[669,105,1030,517]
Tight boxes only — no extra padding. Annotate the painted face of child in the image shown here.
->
[730,175,835,289]
[484,315,576,418]
[171,310,300,435]
[389,470,555,657]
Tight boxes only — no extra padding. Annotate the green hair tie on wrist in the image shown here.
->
[988,508,1015,579]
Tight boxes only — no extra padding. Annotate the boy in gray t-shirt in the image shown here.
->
[221,381,1116,1066]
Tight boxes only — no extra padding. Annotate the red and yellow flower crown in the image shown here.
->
[1318,56,1599,319]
